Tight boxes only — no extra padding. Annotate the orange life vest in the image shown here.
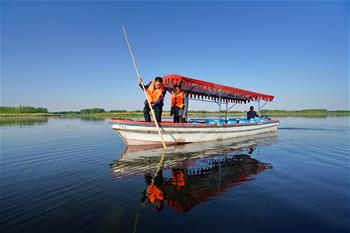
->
[146,81,164,103]
[171,91,184,108]
[147,185,164,203]
[171,170,185,187]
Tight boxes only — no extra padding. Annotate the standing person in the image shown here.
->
[247,106,259,120]
[170,84,185,123]
[140,77,166,122]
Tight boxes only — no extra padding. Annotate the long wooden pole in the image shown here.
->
[122,25,167,150]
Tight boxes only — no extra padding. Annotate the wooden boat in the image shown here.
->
[110,118,278,145]
[109,74,279,146]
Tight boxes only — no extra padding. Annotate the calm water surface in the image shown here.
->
[1,117,349,233]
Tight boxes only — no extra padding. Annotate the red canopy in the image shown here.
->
[163,74,274,103]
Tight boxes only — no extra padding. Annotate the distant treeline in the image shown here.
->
[0,106,48,113]
[1,106,349,117]
[260,109,350,116]
[79,109,130,113]
[80,108,105,114]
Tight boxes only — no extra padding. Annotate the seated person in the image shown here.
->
[247,106,259,120]
[170,84,185,123]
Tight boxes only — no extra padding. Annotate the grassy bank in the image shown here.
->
[0,113,56,117]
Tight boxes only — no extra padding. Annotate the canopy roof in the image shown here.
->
[163,74,274,103]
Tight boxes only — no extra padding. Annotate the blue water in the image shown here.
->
[1,117,349,233]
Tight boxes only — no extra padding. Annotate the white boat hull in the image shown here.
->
[109,119,279,146]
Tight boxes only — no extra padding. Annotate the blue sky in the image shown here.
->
[1,1,349,111]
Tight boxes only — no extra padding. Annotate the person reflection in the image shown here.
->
[142,170,165,212]
[171,169,186,187]
[141,168,188,211]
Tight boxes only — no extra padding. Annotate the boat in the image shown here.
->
[109,74,279,146]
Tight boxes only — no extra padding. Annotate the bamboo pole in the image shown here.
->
[122,25,167,150]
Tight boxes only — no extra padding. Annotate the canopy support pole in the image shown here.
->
[184,94,189,122]
[260,100,268,110]
[255,100,268,116]
[218,93,222,120]
[227,103,237,111]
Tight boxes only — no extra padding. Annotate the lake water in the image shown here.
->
[1,117,349,233]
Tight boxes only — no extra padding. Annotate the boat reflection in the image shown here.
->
[110,132,277,212]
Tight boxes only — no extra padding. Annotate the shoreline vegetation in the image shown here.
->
[0,106,349,118]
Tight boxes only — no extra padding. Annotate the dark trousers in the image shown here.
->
[173,115,184,123]
[143,104,162,122]
[173,107,184,123]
